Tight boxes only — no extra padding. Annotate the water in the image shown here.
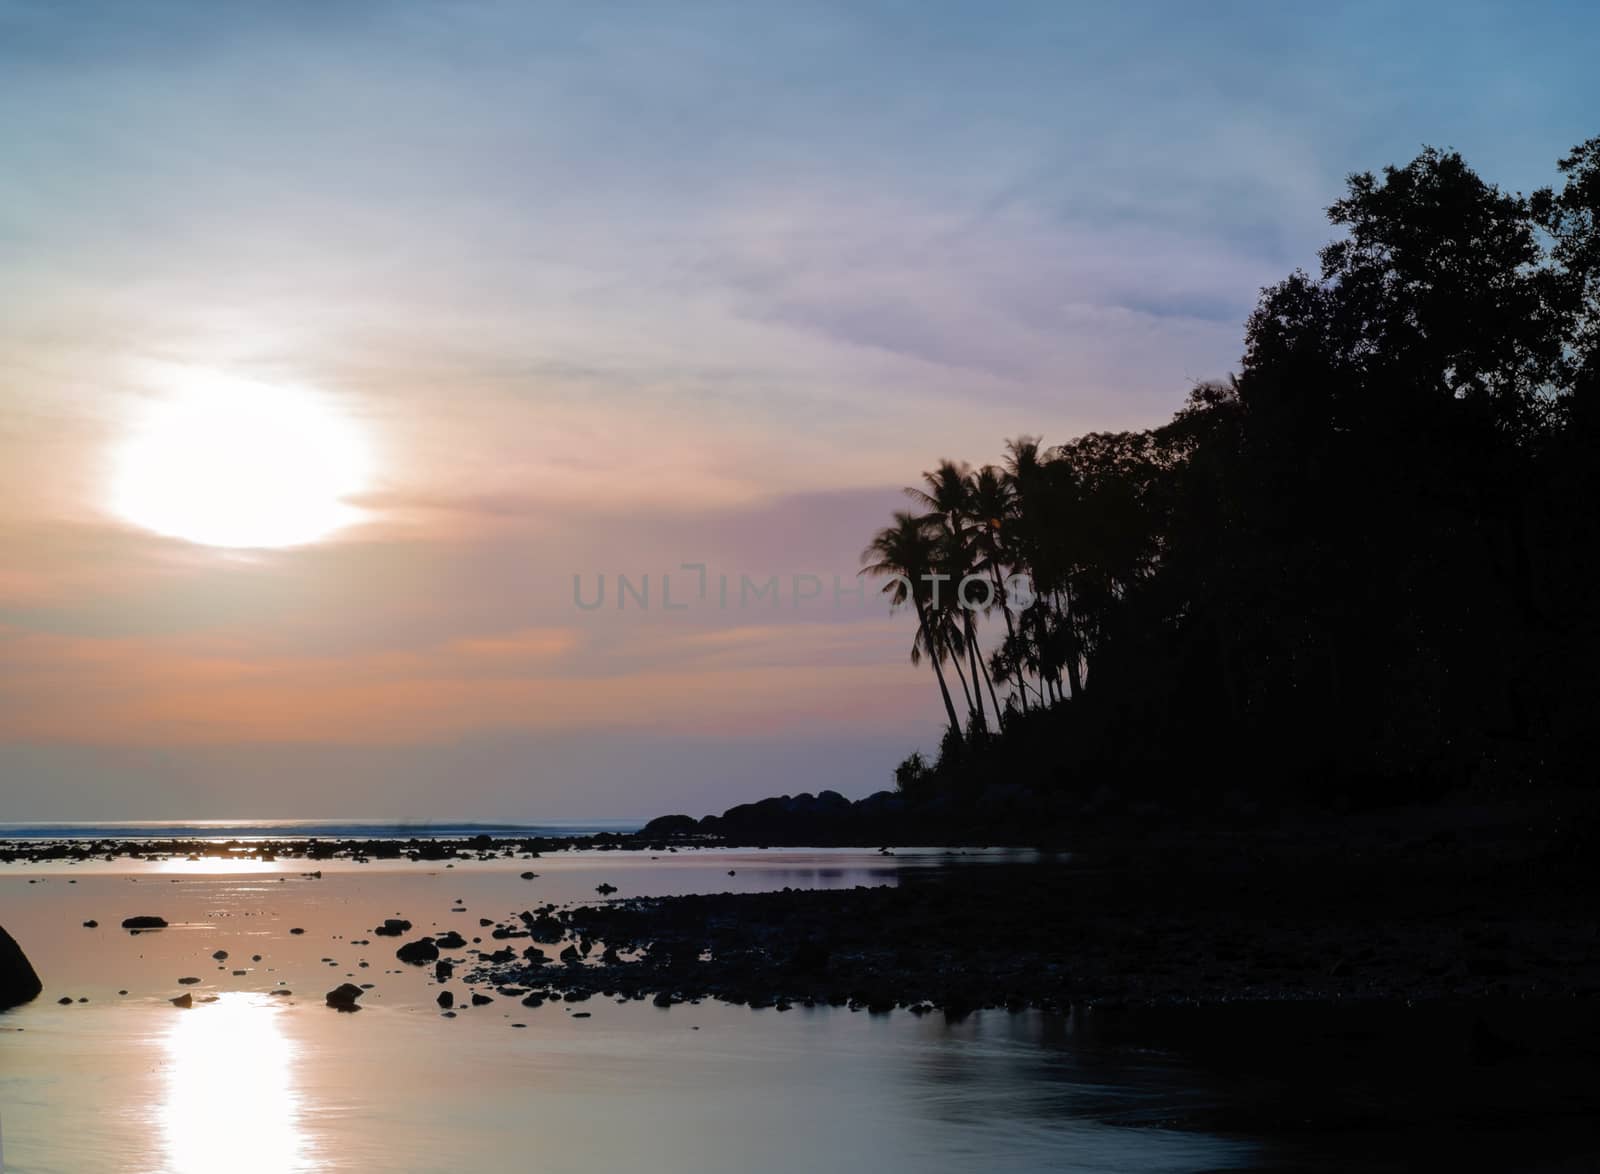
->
[0,819,642,841]
[3,845,1596,1171]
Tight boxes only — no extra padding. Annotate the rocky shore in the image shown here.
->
[436,847,1600,1018]
[9,789,1599,1026]
[0,788,1060,865]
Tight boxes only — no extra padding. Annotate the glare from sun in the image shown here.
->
[114,372,371,549]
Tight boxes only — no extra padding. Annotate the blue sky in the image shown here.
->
[1,0,1596,820]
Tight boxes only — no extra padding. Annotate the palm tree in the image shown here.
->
[861,512,964,745]
[968,463,1028,712]
[908,461,996,732]
[1005,436,1084,702]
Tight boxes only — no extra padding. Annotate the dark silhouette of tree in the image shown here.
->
[867,135,1600,806]
[861,512,965,746]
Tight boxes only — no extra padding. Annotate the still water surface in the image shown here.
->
[5,846,1589,1172]
[0,847,1261,1172]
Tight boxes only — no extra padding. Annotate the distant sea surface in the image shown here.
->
[0,818,642,840]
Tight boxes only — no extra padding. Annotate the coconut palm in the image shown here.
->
[861,512,964,744]
[907,460,997,731]
[968,463,1028,712]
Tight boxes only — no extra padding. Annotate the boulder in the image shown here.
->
[396,937,439,965]
[639,814,699,838]
[434,930,467,950]
[325,983,364,1011]
[121,915,168,930]
[374,919,412,937]
[0,925,43,1010]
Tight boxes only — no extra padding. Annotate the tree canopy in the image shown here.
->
[866,136,1600,805]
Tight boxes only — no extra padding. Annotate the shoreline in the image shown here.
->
[5,791,1597,1023]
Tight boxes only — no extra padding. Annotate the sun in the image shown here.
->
[113,372,371,549]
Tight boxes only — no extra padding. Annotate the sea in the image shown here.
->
[1,825,1592,1172]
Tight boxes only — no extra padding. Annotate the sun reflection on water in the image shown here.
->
[150,853,293,876]
[160,993,310,1172]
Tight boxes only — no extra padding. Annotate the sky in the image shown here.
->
[2,0,1597,822]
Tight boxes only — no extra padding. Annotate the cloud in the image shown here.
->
[0,619,921,745]
[2,0,1596,817]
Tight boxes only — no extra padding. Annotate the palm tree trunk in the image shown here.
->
[966,613,1002,728]
[990,567,1028,712]
[948,644,975,719]
[961,616,990,732]
[913,599,963,741]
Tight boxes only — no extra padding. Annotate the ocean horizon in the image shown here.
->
[0,818,645,841]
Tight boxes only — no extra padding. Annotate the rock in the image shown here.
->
[396,937,440,964]
[435,960,454,982]
[374,919,412,937]
[640,813,698,838]
[58,996,73,1005]
[121,915,168,930]
[82,920,99,928]
[786,939,831,974]
[436,990,454,1009]
[212,950,228,960]
[0,925,43,1010]
[434,931,466,950]
[171,993,193,1009]
[520,871,538,880]
[527,916,564,943]
[325,983,364,1011]
[177,976,201,985]
[595,883,618,896]
[289,927,306,935]
[560,945,581,965]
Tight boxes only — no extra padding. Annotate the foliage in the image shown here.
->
[864,136,1600,804]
